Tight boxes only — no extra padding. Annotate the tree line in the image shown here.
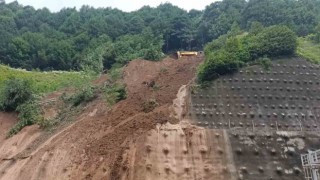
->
[0,0,320,72]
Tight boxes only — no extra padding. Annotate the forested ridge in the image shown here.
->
[1,0,320,71]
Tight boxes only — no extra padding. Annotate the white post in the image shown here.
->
[312,168,318,180]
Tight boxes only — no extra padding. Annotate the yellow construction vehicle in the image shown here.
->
[177,51,198,59]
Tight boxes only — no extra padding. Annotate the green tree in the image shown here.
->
[0,0,319,72]
[249,21,264,35]
[47,40,75,70]
[59,11,82,34]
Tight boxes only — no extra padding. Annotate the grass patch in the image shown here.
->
[297,38,320,64]
[0,65,96,94]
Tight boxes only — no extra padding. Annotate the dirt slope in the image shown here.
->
[0,113,18,142]
[0,57,202,180]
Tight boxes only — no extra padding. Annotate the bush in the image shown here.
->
[104,84,127,105]
[68,86,97,106]
[246,25,297,58]
[198,25,297,83]
[257,57,272,70]
[198,36,248,82]
[0,78,33,111]
[198,50,245,82]
[8,100,43,137]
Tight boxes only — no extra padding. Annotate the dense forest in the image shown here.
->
[1,0,320,72]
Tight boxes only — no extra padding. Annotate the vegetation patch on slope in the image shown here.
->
[0,65,95,94]
[0,65,97,136]
[197,25,297,83]
[297,37,320,64]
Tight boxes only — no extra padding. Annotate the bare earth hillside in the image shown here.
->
[0,57,202,180]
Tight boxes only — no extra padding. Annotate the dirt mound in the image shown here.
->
[0,56,202,180]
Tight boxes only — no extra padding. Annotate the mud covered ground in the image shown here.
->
[0,56,202,180]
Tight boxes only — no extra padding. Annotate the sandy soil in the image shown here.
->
[0,56,203,180]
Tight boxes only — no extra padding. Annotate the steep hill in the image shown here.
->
[1,56,320,180]
[0,56,202,180]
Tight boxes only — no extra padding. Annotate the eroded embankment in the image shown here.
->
[0,57,202,180]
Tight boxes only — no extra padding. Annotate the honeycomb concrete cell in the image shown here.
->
[188,58,320,180]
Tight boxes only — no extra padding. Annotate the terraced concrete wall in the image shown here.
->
[189,58,320,180]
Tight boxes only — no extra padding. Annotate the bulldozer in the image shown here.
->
[177,51,199,59]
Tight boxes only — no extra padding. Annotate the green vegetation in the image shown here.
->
[67,86,98,107]
[246,26,297,59]
[0,68,95,136]
[104,84,127,106]
[297,37,320,64]
[0,78,43,137]
[198,25,297,82]
[103,68,127,105]
[0,78,33,111]
[0,65,95,94]
[255,57,272,71]
[1,0,320,71]
[8,100,43,137]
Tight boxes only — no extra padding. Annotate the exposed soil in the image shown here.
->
[0,112,18,143]
[0,56,202,180]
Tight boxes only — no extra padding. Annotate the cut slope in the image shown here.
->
[189,57,320,180]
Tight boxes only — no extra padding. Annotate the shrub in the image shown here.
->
[198,36,248,82]
[198,25,297,83]
[257,57,272,70]
[204,35,228,55]
[104,84,127,105]
[68,86,97,106]
[246,25,297,58]
[108,68,123,83]
[7,100,43,137]
[0,78,33,111]
[198,50,245,82]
